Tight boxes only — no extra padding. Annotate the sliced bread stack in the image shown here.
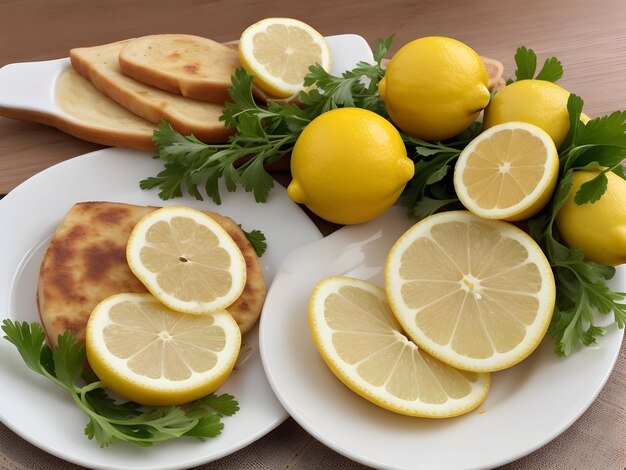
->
[59,34,244,149]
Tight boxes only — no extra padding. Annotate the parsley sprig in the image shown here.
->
[140,36,392,204]
[2,320,239,447]
[506,46,563,84]
[528,95,626,355]
[242,227,267,257]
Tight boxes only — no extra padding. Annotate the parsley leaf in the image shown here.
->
[1,320,239,447]
[52,331,85,388]
[180,393,240,438]
[2,320,49,376]
[558,94,626,204]
[189,393,240,416]
[241,227,267,257]
[535,57,564,82]
[574,171,607,204]
[183,414,224,438]
[141,37,393,204]
[506,46,563,84]
[513,46,537,81]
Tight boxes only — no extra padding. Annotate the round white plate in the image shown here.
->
[259,206,625,470]
[0,147,323,470]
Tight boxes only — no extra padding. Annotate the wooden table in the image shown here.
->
[1,1,625,469]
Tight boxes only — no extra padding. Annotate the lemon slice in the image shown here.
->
[309,276,490,418]
[86,293,241,406]
[385,211,555,372]
[127,206,246,314]
[453,122,559,221]
[238,17,332,98]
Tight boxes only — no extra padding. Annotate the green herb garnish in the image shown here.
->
[1,320,239,447]
[139,37,392,204]
[242,227,267,257]
[506,46,563,84]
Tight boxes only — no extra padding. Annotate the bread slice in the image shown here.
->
[55,67,156,149]
[37,201,267,347]
[118,34,240,103]
[70,40,231,143]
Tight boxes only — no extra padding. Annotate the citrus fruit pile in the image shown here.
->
[305,85,565,415]
[298,32,580,416]
[86,206,246,406]
[234,18,626,422]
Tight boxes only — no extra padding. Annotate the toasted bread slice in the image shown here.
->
[70,40,231,143]
[118,34,240,103]
[37,201,266,347]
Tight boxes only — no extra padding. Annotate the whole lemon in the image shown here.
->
[483,79,573,148]
[378,36,490,142]
[555,170,626,266]
[287,108,414,224]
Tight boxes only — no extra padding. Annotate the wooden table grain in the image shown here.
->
[1,1,625,469]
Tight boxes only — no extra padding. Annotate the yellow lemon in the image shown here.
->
[378,36,490,142]
[127,206,247,314]
[556,170,626,266]
[287,107,414,225]
[238,17,332,98]
[86,293,241,406]
[483,79,575,148]
[309,276,490,417]
[385,211,556,372]
[453,122,559,221]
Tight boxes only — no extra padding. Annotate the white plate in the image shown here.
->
[259,206,625,470]
[0,34,372,121]
[0,33,374,469]
[0,147,325,470]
